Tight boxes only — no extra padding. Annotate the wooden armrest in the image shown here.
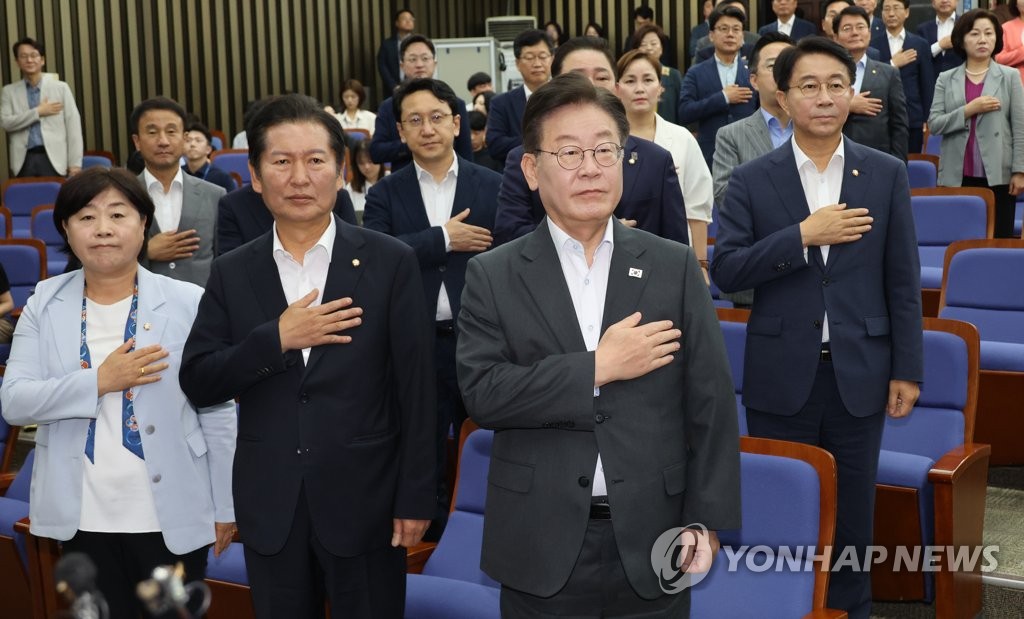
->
[406,541,437,574]
[0,472,15,494]
[13,516,30,534]
[10,308,21,320]
[928,443,992,485]
[803,609,848,619]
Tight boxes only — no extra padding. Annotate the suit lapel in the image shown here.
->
[131,269,169,409]
[766,146,826,272]
[304,218,366,377]
[395,165,432,230]
[452,159,475,218]
[176,176,200,233]
[829,141,872,273]
[48,271,86,375]
[517,223,587,353]
[747,113,773,156]
[947,67,967,109]
[246,233,290,324]
[981,65,1004,98]
[601,222,650,331]
[860,59,882,95]
[621,136,642,203]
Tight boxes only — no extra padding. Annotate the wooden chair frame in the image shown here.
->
[0,206,12,238]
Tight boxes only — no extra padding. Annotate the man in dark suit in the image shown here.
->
[376,8,415,96]
[680,5,760,169]
[493,36,689,247]
[916,0,963,78]
[180,94,436,618]
[694,0,759,62]
[363,77,500,536]
[486,29,553,165]
[217,185,356,255]
[758,0,818,41]
[834,6,909,161]
[370,35,473,172]
[873,0,935,153]
[711,37,923,619]
[458,71,740,619]
[855,0,886,36]
[688,0,715,61]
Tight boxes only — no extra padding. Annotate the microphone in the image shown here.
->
[137,562,211,619]
[55,552,108,619]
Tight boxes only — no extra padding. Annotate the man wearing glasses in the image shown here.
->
[487,29,553,165]
[712,36,922,618]
[370,34,473,171]
[458,70,740,618]
[0,37,83,178]
[363,77,499,541]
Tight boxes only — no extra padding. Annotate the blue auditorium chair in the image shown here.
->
[872,318,990,617]
[939,239,1024,465]
[716,307,749,436]
[907,154,938,189]
[210,150,251,185]
[911,187,994,316]
[205,540,255,619]
[82,149,116,169]
[0,206,12,238]
[0,449,35,618]
[1,178,63,238]
[0,239,48,315]
[30,205,67,276]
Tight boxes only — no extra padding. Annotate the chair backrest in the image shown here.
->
[907,159,937,189]
[4,450,33,503]
[344,128,370,142]
[29,206,61,246]
[882,318,979,463]
[939,239,1024,344]
[210,129,228,152]
[691,437,837,618]
[210,150,251,184]
[925,133,942,156]
[1,179,63,238]
[422,426,499,588]
[716,307,749,435]
[83,150,116,166]
[0,206,11,238]
[81,155,112,170]
[911,188,994,270]
[0,239,47,308]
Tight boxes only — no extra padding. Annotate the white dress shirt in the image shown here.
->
[716,54,739,104]
[334,109,377,136]
[777,16,795,36]
[792,137,845,343]
[143,167,184,233]
[932,13,956,57]
[653,114,714,226]
[547,216,614,497]
[272,217,336,364]
[414,157,459,321]
[888,29,906,63]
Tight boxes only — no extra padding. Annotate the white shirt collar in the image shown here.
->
[714,53,736,68]
[143,166,183,194]
[547,216,615,255]
[523,84,535,99]
[888,28,905,41]
[413,155,459,184]
[937,12,956,26]
[792,136,845,173]
[778,15,795,27]
[272,215,337,262]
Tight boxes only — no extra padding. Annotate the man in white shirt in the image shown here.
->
[131,98,223,287]
[916,0,963,76]
[758,0,817,41]
[363,77,501,538]
[487,29,554,164]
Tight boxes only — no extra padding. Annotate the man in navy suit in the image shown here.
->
[486,29,553,165]
[680,5,760,169]
[694,0,759,62]
[181,94,436,618]
[712,37,922,619]
[855,0,886,36]
[873,0,935,153]
[758,0,818,41]
[493,37,688,247]
[916,0,963,77]
[376,8,415,96]
[370,35,472,172]
[363,77,500,537]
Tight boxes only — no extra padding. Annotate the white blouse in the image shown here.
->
[335,109,377,136]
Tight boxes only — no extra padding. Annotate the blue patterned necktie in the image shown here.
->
[82,280,144,463]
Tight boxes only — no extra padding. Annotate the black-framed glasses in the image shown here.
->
[790,80,851,98]
[533,142,624,170]
[400,112,452,129]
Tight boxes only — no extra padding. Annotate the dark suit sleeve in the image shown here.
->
[455,104,473,162]
[334,190,358,225]
[917,40,936,119]
[369,102,411,166]
[656,151,690,246]
[494,148,539,244]
[216,193,243,256]
[456,258,599,431]
[180,260,295,407]
[679,66,727,125]
[377,39,399,95]
[883,164,924,382]
[710,165,809,292]
[362,182,448,266]
[486,93,520,163]
[887,68,910,162]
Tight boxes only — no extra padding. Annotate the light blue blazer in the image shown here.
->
[0,267,235,554]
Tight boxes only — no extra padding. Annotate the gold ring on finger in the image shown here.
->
[139,367,146,377]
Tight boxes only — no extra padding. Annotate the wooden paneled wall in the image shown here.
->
[0,1,736,179]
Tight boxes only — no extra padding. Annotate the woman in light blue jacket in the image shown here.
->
[0,168,236,618]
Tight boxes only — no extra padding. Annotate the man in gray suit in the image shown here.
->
[0,37,83,177]
[131,98,223,287]
[457,72,740,618]
[835,6,909,161]
[712,33,795,308]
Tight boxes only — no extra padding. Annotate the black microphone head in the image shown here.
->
[55,552,98,597]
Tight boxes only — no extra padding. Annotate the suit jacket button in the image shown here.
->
[814,320,822,329]
[595,413,604,423]
[822,278,830,286]
[578,476,590,488]
[300,393,310,404]
[152,474,162,483]
[439,265,446,272]
[169,262,176,269]
[144,425,155,435]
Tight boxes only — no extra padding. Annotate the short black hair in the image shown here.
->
[630,24,668,52]
[514,29,554,57]
[832,5,870,35]
[882,0,910,10]
[717,0,749,14]
[584,22,607,39]
[633,6,655,20]
[709,5,748,29]
[1012,0,1022,18]
[348,139,380,193]
[466,71,492,92]
[12,37,43,59]
[952,9,1003,58]
[551,37,617,79]
[773,35,855,92]
[185,121,212,145]
[543,20,565,45]
[246,94,346,177]
[393,78,460,120]
[521,72,629,154]
[400,34,435,59]
[393,8,414,22]
[341,79,367,106]
[468,110,487,132]
[129,97,187,135]
[616,49,661,81]
[820,0,853,17]
[473,90,495,114]
[750,31,794,72]
[53,167,155,262]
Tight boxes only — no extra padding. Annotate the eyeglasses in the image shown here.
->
[17,53,41,61]
[401,112,452,128]
[402,54,434,64]
[534,142,624,170]
[789,80,851,98]
[519,53,552,63]
[881,5,905,12]
[714,26,744,35]
[838,23,870,33]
